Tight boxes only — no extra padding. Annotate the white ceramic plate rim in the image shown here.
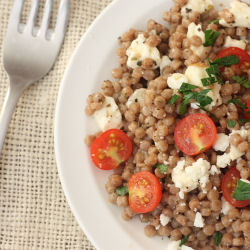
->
[55,0,235,249]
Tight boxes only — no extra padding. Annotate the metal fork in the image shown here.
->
[1,0,70,153]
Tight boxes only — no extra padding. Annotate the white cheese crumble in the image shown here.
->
[210,165,221,175]
[160,55,172,73]
[126,34,161,69]
[185,63,208,88]
[194,212,204,228]
[184,63,222,109]
[126,88,146,107]
[224,36,246,50]
[160,214,170,226]
[167,241,194,250]
[167,73,188,90]
[216,128,248,168]
[219,0,250,29]
[187,23,210,59]
[221,197,233,215]
[94,96,122,131]
[213,133,230,152]
[172,158,211,197]
[190,102,200,109]
[181,0,214,17]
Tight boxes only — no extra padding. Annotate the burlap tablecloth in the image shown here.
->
[0,0,112,249]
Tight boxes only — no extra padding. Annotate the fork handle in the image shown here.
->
[0,82,24,154]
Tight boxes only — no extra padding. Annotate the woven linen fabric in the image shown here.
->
[0,0,112,249]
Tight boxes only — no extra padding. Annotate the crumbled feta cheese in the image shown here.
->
[185,63,208,88]
[216,153,231,168]
[126,88,146,107]
[221,197,233,215]
[167,240,194,250]
[194,212,204,228]
[160,55,172,73]
[229,145,244,161]
[167,73,188,90]
[172,158,211,195]
[187,23,210,58]
[207,83,222,110]
[160,214,170,226]
[230,128,248,140]
[126,34,161,69]
[181,0,214,17]
[94,96,122,131]
[224,36,246,50]
[219,0,250,29]
[210,165,221,175]
[213,133,230,152]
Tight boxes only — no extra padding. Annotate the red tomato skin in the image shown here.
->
[245,99,250,119]
[216,47,250,73]
[174,113,217,156]
[91,129,133,170]
[129,171,162,213]
[222,167,250,208]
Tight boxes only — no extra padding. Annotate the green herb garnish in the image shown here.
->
[156,164,169,174]
[209,19,220,24]
[215,232,223,246]
[179,83,198,93]
[233,75,250,88]
[233,179,250,201]
[228,120,237,128]
[116,186,129,196]
[228,98,247,109]
[204,29,220,47]
[179,234,190,247]
[178,83,213,115]
[170,94,181,104]
[212,55,240,66]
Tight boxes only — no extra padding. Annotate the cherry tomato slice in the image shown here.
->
[91,129,133,170]
[222,167,250,208]
[129,171,162,213]
[245,99,250,119]
[216,47,250,73]
[174,113,217,156]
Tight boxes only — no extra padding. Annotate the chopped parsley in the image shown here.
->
[170,94,181,104]
[233,75,250,88]
[116,186,129,196]
[179,234,190,247]
[209,19,220,24]
[239,118,250,124]
[228,119,237,128]
[212,55,240,67]
[156,164,169,174]
[204,30,220,47]
[233,179,250,201]
[179,83,198,93]
[228,98,247,109]
[215,232,223,246]
[178,83,213,115]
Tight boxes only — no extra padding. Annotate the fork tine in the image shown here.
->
[26,0,40,34]
[40,0,53,38]
[54,0,70,40]
[8,0,25,31]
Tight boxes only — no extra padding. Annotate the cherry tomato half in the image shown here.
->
[222,167,250,208]
[216,47,250,73]
[245,99,250,119]
[174,113,217,156]
[129,171,162,213]
[91,129,133,170]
